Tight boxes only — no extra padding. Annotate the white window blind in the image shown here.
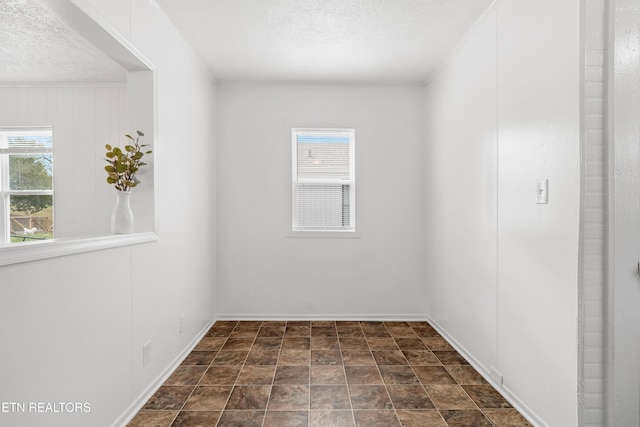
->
[292,128,355,232]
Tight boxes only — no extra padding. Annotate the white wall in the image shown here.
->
[216,84,425,318]
[608,0,640,424]
[0,84,129,238]
[424,0,581,425]
[424,7,498,377]
[0,1,217,426]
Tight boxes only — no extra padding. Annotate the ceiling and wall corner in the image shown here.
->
[0,0,126,83]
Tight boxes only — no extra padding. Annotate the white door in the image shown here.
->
[609,0,640,424]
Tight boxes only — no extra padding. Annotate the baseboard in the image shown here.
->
[111,317,216,427]
[215,313,429,321]
[424,314,547,427]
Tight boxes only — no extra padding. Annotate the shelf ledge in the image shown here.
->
[0,232,158,267]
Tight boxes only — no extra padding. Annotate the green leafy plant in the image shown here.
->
[104,131,152,191]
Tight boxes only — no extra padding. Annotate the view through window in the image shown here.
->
[0,128,54,244]
[292,128,355,232]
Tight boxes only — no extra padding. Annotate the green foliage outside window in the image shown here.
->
[9,154,53,214]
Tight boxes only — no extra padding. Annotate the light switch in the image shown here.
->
[537,180,549,204]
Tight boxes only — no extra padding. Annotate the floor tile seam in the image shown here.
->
[364,336,402,425]
[381,381,403,426]
[165,408,181,427]
[401,361,439,409]
[171,384,197,416]
[217,329,260,426]
[474,394,522,424]
[424,409,450,427]
[307,338,312,414]
[476,407,501,427]
[456,380,484,412]
[439,408,499,427]
[482,408,534,427]
[174,346,218,415]
[412,382,460,423]
[204,334,227,368]
[363,323,406,426]
[423,376,484,415]
[259,330,285,427]
[334,327,357,427]
[409,326,500,417]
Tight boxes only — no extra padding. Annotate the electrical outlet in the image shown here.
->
[142,341,152,366]
[179,315,184,333]
[489,366,504,386]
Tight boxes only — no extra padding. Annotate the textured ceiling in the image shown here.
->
[0,0,126,83]
[155,0,495,83]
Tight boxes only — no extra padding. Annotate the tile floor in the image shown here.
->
[128,321,532,427]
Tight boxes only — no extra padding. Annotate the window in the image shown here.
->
[0,128,54,244]
[292,128,355,232]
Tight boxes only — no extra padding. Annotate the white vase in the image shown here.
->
[111,191,134,234]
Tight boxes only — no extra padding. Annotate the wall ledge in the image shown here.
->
[0,232,157,267]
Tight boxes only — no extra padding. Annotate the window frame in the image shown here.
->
[0,127,54,244]
[291,128,356,235]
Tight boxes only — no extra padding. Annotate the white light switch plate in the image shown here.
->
[537,180,548,204]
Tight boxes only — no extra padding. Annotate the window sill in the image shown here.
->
[0,232,158,267]
[286,229,362,239]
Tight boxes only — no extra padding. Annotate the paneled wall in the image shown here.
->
[0,84,128,237]
[424,0,581,425]
[0,1,218,425]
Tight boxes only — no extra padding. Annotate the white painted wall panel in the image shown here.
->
[609,0,640,423]
[497,1,580,425]
[0,249,133,426]
[216,84,425,318]
[424,0,581,425]
[73,88,99,235]
[424,8,498,376]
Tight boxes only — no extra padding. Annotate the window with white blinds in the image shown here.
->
[0,127,54,244]
[292,128,355,232]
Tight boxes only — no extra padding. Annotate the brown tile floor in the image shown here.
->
[128,321,532,427]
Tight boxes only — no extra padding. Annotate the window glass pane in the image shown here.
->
[292,128,354,232]
[5,130,53,150]
[10,195,54,242]
[297,134,350,180]
[9,154,53,191]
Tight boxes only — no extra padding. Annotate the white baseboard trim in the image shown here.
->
[214,313,429,321]
[424,314,547,427]
[111,317,216,427]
